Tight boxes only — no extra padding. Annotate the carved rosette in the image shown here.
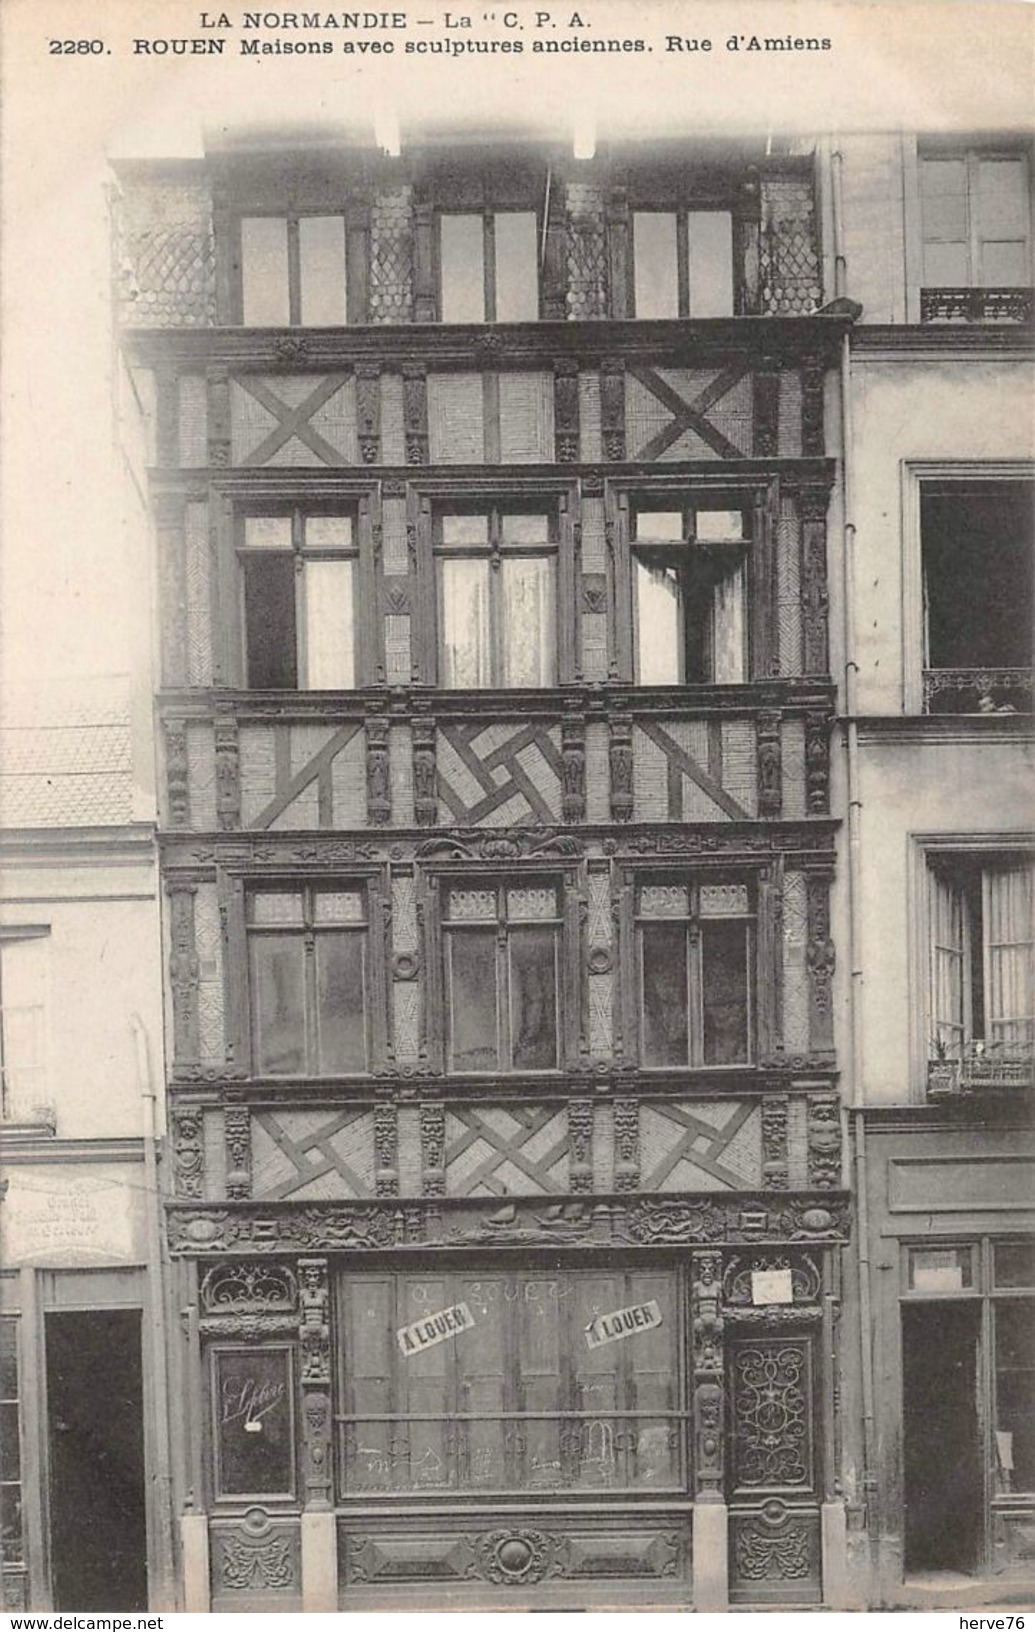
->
[172,1105,204,1198]
[165,719,190,828]
[806,1093,841,1190]
[297,1257,332,1508]
[560,713,586,824]
[374,1097,399,1196]
[761,1094,790,1191]
[420,1101,446,1196]
[214,705,240,831]
[411,717,438,827]
[553,357,580,463]
[167,881,200,1071]
[567,1098,593,1193]
[599,357,626,461]
[612,1098,640,1191]
[223,1095,252,1200]
[475,1529,567,1586]
[608,714,634,822]
[756,710,782,819]
[402,363,428,465]
[355,362,381,465]
[365,715,392,826]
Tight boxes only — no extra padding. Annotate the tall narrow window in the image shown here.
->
[240,507,357,690]
[921,151,1031,290]
[0,931,48,1121]
[632,210,734,318]
[928,855,1034,1091]
[240,214,348,326]
[637,880,753,1067]
[247,884,369,1076]
[443,880,561,1072]
[0,1319,23,1580]
[439,211,538,322]
[632,504,748,684]
[437,506,557,688]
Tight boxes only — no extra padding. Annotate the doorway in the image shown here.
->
[45,1309,147,1611]
[901,1301,983,1574]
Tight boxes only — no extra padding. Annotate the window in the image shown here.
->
[239,213,348,326]
[439,211,539,322]
[920,149,1031,291]
[632,209,734,318]
[337,1266,683,1496]
[239,507,357,690]
[247,884,369,1076]
[921,480,1033,713]
[443,880,561,1073]
[637,880,754,1067]
[0,931,48,1120]
[436,505,557,688]
[994,1299,1035,1494]
[0,1319,22,1574]
[632,504,748,684]
[928,855,1034,1090]
[212,1346,296,1500]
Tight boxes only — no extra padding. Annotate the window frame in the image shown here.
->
[901,461,1035,715]
[626,870,759,1073]
[220,861,389,1083]
[914,142,1033,296]
[910,834,1035,1100]
[424,860,581,1078]
[628,499,751,686]
[0,926,50,1124]
[236,500,360,691]
[433,500,560,690]
[628,206,737,320]
[209,1341,298,1505]
[436,206,542,324]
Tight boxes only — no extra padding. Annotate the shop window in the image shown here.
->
[921,480,1034,713]
[928,855,1034,1094]
[0,929,49,1121]
[436,505,557,688]
[631,504,749,685]
[631,209,734,318]
[636,880,754,1068]
[442,879,561,1073]
[920,148,1032,322]
[239,213,348,326]
[337,1267,684,1496]
[239,507,357,690]
[994,1300,1035,1493]
[439,210,538,322]
[246,884,369,1077]
[0,1318,22,1574]
[212,1346,296,1500]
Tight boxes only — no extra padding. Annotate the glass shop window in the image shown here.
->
[212,1346,296,1500]
[632,210,734,318]
[337,1267,684,1497]
[436,506,557,688]
[994,1299,1035,1493]
[443,880,561,1073]
[247,884,369,1077]
[439,211,539,322]
[240,214,348,326]
[239,507,357,690]
[637,879,754,1068]
[632,505,749,685]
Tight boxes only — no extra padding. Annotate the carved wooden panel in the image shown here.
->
[209,1513,301,1609]
[728,1337,815,1495]
[640,1102,762,1193]
[436,721,563,826]
[251,1108,377,1201]
[729,1503,821,1604]
[229,374,358,466]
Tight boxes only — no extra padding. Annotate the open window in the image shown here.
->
[636,878,754,1068]
[631,502,749,684]
[435,503,557,688]
[927,854,1034,1093]
[239,505,358,690]
[921,479,1033,713]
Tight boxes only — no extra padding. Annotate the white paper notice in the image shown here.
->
[751,1268,794,1306]
[397,1301,475,1356]
[585,1299,663,1350]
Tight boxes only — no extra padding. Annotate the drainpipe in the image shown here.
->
[132,1013,176,1608]
[829,138,878,1542]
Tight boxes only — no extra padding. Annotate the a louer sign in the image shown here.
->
[584,1298,663,1350]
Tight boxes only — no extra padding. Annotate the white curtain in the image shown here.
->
[441,558,491,687]
[502,557,554,686]
[984,865,1035,1047]
[929,868,966,1057]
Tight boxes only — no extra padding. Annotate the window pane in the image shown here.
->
[981,240,1029,285]
[298,215,347,326]
[313,889,366,925]
[507,885,558,921]
[711,558,747,684]
[440,558,491,687]
[995,1243,1035,1289]
[303,558,354,689]
[929,869,965,1054]
[984,867,1035,1046]
[244,515,293,550]
[996,1301,1035,1493]
[923,240,969,287]
[501,556,555,687]
[687,210,734,317]
[635,511,684,542]
[493,211,538,321]
[696,510,745,543]
[441,513,489,546]
[635,557,682,684]
[633,212,679,318]
[922,482,1035,670]
[243,553,297,689]
[447,887,497,922]
[304,514,353,551]
[922,190,969,243]
[510,925,558,1069]
[215,1349,294,1497]
[250,935,306,1074]
[247,891,303,927]
[448,928,498,1069]
[702,919,750,1064]
[907,1246,974,1293]
[241,217,290,326]
[440,214,485,323]
[976,158,1029,241]
[641,922,688,1066]
[500,512,551,545]
[315,933,366,1072]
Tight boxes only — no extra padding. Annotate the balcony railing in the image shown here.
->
[921,287,1033,325]
[928,1041,1034,1098]
[923,667,1034,715]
